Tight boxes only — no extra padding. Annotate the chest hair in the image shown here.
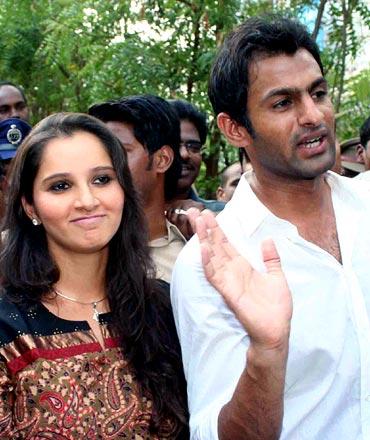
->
[297,211,342,264]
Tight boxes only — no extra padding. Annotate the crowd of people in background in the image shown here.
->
[0,12,369,440]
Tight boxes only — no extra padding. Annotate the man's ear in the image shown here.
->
[216,186,225,202]
[153,145,174,174]
[217,112,252,148]
[356,144,365,163]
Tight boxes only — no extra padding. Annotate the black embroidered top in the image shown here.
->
[0,296,181,439]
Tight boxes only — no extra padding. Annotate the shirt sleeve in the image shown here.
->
[171,238,250,440]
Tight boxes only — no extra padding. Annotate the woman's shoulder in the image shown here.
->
[0,292,38,347]
[0,292,28,320]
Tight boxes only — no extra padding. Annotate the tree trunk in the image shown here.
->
[335,0,350,112]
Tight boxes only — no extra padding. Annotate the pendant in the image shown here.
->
[92,302,100,322]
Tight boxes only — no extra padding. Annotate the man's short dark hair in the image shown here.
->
[88,94,181,201]
[168,99,208,145]
[208,14,324,135]
[360,116,370,149]
[0,81,27,103]
[219,161,241,187]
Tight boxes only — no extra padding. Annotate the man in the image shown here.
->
[356,116,370,180]
[0,81,29,122]
[89,95,186,283]
[166,99,225,239]
[171,15,370,439]
[168,99,225,212]
[216,162,242,202]
[216,155,253,202]
[0,117,32,220]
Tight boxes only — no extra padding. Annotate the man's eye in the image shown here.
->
[49,181,70,192]
[273,99,291,109]
[313,90,327,100]
[93,175,112,185]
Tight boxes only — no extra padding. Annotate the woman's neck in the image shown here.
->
[49,245,108,302]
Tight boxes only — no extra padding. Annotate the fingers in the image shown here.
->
[186,207,202,231]
[194,211,248,289]
[195,210,239,259]
[261,238,282,274]
[199,242,215,280]
[166,207,196,240]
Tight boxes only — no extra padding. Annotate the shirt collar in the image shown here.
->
[226,172,275,238]
[166,219,187,243]
[226,170,362,241]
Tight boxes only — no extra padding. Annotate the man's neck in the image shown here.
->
[145,199,167,241]
[250,170,331,223]
[250,169,342,262]
[174,187,192,201]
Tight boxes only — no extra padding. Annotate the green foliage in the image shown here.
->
[0,0,369,197]
[336,67,370,141]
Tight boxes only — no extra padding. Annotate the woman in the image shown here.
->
[0,113,188,438]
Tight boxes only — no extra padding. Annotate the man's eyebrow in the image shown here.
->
[308,77,328,93]
[262,77,328,102]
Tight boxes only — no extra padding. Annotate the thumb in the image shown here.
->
[261,238,282,274]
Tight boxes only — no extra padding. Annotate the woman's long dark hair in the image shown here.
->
[0,113,188,436]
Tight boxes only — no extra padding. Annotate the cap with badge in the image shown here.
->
[0,118,32,161]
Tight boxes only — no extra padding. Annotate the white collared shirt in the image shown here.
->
[355,170,370,182]
[171,171,370,440]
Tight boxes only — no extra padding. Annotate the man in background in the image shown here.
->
[0,118,32,220]
[166,99,225,238]
[168,99,225,212]
[89,95,186,283]
[0,82,29,122]
[356,116,370,180]
[216,162,242,202]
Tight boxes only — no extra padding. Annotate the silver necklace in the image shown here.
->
[53,288,107,322]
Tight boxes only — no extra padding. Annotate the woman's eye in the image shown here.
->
[49,181,70,192]
[93,175,112,185]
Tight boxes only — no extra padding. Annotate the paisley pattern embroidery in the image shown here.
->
[1,349,179,438]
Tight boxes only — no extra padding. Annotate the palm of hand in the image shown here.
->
[209,253,292,349]
[189,208,292,350]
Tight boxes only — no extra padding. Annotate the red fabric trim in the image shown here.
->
[8,337,120,374]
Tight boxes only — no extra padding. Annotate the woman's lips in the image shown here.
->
[71,215,106,227]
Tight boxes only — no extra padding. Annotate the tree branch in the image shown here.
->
[312,0,328,40]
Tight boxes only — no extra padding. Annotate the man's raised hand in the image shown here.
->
[187,208,292,351]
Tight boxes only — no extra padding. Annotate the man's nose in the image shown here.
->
[10,108,20,119]
[180,144,190,160]
[298,96,324,127]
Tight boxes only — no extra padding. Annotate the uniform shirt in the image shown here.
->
[188,187,226,213]
[171,171,370,440]
[149,220,186,283]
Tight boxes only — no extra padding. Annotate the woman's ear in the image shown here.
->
[217,112,253,148]
[21,196,39,223]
